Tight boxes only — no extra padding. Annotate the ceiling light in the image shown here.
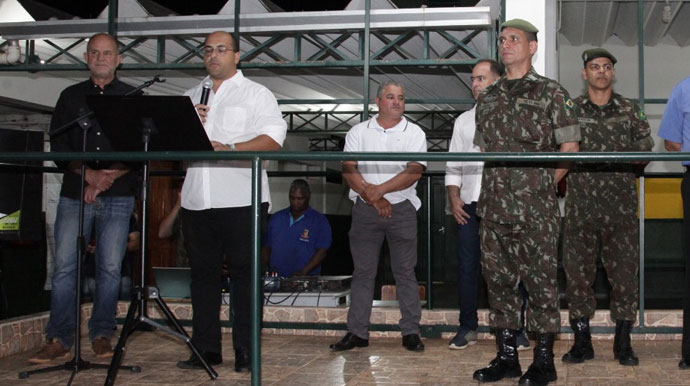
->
[662,0,673,23]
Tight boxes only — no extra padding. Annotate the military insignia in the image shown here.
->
[484,94,497,102]
[564,97,574,109]
[300,228,310,242]
[637,109,647,120]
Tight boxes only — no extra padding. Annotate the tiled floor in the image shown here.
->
[1,331,689,385]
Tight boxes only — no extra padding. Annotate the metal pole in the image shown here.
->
[639,176,646,327]
[362,0,371,120]
[251,157,262,386]
[425,176,433,309]
[637,0,646,328]
[234,0,241,51]
[108,0,118,37]
[638,0,645,109]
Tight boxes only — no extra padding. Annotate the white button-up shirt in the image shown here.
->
[445,106,483,204]
[181,70,287,210]
[344,115,427,210]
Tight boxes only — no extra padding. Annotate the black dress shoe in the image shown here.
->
[402,334,425,351]
[329,333,369,351]
[680,357,690,369]
[176,351,222,370]
[234,348,251,372]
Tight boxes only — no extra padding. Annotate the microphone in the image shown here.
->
[200,80,212,106]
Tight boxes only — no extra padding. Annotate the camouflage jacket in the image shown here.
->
[474,67,580,223]
[566,92,654,222]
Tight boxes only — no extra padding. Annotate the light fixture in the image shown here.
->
[662,0,673,24]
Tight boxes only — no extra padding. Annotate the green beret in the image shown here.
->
[582,48,617,66]
[501,18,539,34]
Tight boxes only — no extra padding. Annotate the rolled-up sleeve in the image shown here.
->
[254,88,287,146]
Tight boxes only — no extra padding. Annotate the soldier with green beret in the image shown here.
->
[472,18,580,386]
[561,48,653,367]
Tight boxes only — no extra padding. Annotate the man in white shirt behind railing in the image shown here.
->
[445,59,532,352]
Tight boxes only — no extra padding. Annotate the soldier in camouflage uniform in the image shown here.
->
[561,48,654,367]
[472,19,580,386]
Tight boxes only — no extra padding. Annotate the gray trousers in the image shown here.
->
[347,199,422,339]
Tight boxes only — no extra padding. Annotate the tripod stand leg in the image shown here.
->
[154,292,218,379]
[154,296,189,337]
[104,290,143,386]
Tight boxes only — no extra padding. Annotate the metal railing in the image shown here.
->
[2,150,689,385]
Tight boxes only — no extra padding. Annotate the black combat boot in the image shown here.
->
[519,332,557,386]
[473,329,522,382]
[613,319,639,366]
[561,317,594,363]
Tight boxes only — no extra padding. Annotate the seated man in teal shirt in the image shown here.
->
[262,179,332,277]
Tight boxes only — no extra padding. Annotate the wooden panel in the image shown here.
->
[142,161,182,284]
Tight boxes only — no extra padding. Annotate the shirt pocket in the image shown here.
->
[218,106,248,142]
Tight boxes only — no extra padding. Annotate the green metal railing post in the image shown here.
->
[251,156,262,386]
[425,176,433,309]
[639,175,646,327]
[362,0,371,120]
[637,0,646,328]
[108,0,118,37]
[234,0,241,52]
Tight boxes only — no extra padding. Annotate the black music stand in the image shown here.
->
[86,95,217,385]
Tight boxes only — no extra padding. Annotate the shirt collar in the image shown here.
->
[368,114,408,132]
[289,206,311,226]
[579,91,622,110]
[496,66,540,93]
[88,77,120,90]
[203,70,245,93]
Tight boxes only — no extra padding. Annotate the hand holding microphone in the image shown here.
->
[195,80,213,124]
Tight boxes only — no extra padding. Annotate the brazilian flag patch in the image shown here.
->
[637,109,647,120]
[564,96,574,109]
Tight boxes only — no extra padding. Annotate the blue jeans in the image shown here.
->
[456,201,481,332]
[46,196,134,348]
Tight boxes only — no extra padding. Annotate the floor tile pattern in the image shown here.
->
[2,331,690,385]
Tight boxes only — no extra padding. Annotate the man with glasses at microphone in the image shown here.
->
[176,31,287,373]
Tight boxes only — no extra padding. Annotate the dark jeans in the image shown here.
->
[682,171,690,358]
[456,202,481,332]
[181,204,268,354]
[46,196,134,348]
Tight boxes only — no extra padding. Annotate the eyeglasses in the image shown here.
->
[203,46,234,57]
[587,63,614,72]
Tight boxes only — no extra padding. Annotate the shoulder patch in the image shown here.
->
[637,109,647,120]
[564,96,575,110]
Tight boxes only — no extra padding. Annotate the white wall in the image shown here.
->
[505,0,554,77]
[559,41,690,173]
[0,73,77,107]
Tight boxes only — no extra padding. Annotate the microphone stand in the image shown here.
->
[104,93,217,385]
[19,75,164,384]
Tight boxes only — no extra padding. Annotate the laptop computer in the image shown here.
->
[153,267,191,299]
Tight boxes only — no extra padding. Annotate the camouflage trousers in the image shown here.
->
[562,217,639,321]
[480,216,560,333]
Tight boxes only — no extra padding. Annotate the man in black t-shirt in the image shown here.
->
[29,33,139,364]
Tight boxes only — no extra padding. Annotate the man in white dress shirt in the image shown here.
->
[446,60,512,350]
[176,31,287,373]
